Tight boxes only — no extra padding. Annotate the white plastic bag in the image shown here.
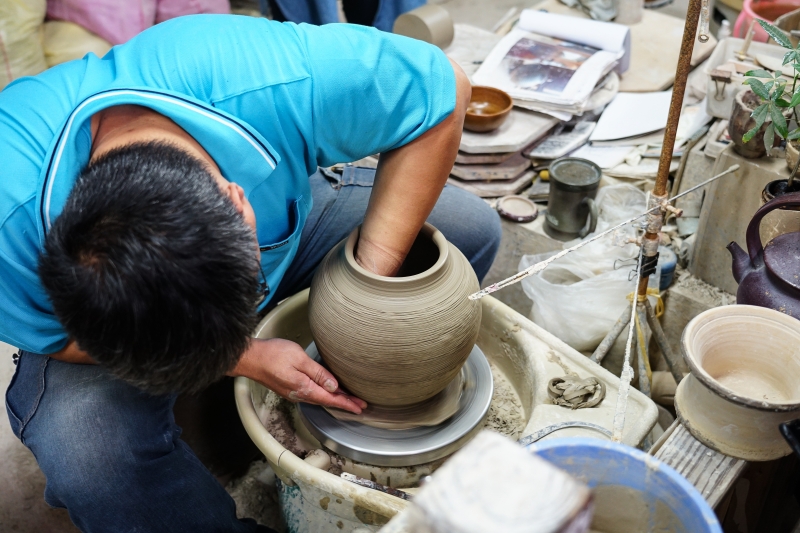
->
[0,0,47,90]
[520,185,646,352]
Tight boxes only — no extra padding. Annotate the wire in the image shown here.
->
[469,164,739,300]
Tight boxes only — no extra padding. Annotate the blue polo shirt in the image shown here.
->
[0,15,455,354]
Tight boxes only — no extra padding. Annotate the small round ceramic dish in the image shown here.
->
[496,195,538,223]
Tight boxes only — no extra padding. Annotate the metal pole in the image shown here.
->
[638,0,704,300]
[654,0,703,198]
[590,303,632,364]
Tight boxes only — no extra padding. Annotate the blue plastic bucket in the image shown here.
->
[526,438,721,533]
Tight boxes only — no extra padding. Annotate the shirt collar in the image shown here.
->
[38,88,281,239]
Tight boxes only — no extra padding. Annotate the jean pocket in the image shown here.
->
[320,165,377,190]
[340,165,377,187]
[5,352,48,442]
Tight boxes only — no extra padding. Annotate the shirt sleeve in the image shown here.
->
[0,75,73,355]
[295,23,457,167]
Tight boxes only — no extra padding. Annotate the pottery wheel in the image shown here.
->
[298,344,493,467]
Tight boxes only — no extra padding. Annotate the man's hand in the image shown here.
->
[229,337,367,414]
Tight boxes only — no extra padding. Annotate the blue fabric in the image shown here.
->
[0,15,455,355]
[270,0,426,32]
[4,170,501,532]
[270,168,502,306]
[5,351,274,533]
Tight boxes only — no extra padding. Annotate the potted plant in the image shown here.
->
[739,19,800,199]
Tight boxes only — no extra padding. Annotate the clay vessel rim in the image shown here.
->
[681,305,800,412]
[467,86,514,117]
[344,223,449,284]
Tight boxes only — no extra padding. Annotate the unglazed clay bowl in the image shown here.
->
[308,223,481,407]
[675,305,800,461]
[464,86,513,133]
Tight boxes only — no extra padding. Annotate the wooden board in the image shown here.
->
[652,422,747,508]
[448,170,535,198]
[532,0,718,92]
[451,153,531,181]
[460,109,558,154]
[455,150,516,165]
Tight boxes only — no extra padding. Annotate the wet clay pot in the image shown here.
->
[308,223,481,407]
[675,305,800,461]
[728,191,800,317]
[729,89,784,159]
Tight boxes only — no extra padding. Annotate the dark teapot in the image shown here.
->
[727,192,800,318]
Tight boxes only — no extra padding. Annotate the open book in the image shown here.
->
[472,10,630,114]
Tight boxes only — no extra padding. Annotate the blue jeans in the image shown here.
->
[5,168,501,532]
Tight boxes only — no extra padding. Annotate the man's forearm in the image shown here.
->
[357,58,471,276]
[48,339,96,364]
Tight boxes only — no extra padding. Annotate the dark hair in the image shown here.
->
[39,141,261,394]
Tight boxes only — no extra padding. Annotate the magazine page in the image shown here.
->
[472,29,621,107]
[517,10,631,73]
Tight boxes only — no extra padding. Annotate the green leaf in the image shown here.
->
[759,19,793,49]
[751,103,770,128]
[784,51,800,68]
[746,78,771,100]
[745,69,775,78]
[771,105,789,137]
[776,98,792,107]
[788,128,800,140]
[743,125,760,143]
[764,123,775,152]
[764,80,776,95]
[790,91,800,107]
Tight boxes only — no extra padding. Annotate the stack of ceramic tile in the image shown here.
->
[448,109,557,198]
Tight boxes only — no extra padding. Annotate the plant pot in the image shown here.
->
[675,305,800,461]
[308,223,481,407]
[729,89,783,158]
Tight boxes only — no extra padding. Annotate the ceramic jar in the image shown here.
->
[675,305,800,461]
[308,223,481,407]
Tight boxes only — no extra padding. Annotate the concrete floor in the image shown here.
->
[0,342,78,532]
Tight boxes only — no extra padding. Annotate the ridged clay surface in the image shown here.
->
[308,223,482,407]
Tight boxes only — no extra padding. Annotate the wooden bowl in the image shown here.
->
[464,86,513,133]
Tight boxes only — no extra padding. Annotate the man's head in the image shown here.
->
[39,141,261,394]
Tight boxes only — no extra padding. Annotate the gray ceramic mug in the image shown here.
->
[544,157,601,241]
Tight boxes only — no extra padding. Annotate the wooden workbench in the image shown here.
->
[650,420,747,508]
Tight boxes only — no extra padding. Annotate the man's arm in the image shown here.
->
[356,59,471,276]
[48,336,367,414]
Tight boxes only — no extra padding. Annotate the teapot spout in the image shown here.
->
[727,241,751,284]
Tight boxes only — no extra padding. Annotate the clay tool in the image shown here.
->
[735,21,756,62]
[340,472,412,501]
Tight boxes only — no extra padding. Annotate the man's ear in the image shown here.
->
[223,183,247,216]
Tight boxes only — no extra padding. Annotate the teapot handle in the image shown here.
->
[745,191,800,264]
